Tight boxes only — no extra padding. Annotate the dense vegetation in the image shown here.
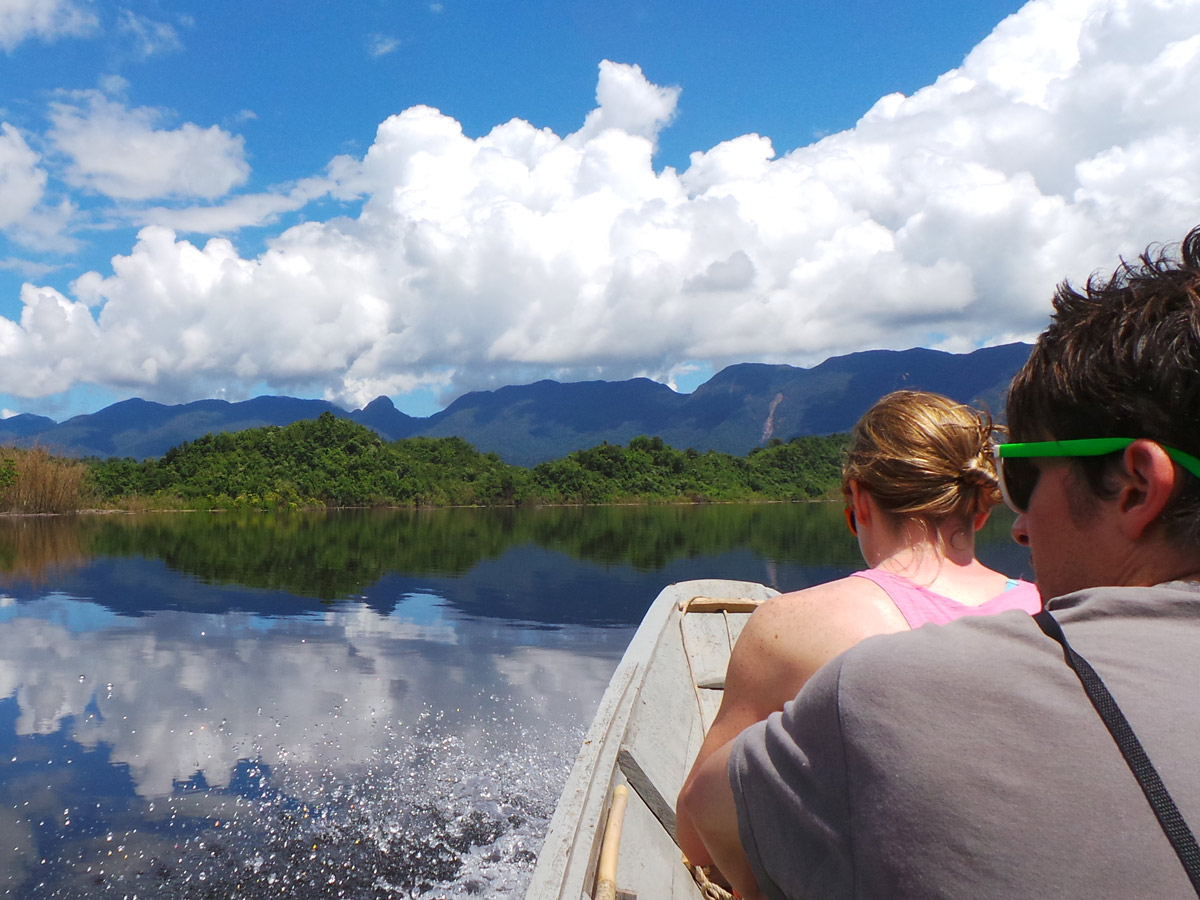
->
[3,412,848,512]
[530,434,844,503]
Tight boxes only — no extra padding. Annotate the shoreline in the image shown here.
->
[0,496,825,519]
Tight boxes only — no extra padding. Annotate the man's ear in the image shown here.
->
[1116,440,1179,540]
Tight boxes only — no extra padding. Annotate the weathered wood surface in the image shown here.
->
[524,579,777,900]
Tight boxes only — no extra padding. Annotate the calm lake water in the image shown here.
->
[0,504,1032,899]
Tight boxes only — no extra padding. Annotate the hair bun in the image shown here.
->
[958,456,997,489]
[843,390,1004,519]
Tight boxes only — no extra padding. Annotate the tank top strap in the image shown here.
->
[849,569,1040,628]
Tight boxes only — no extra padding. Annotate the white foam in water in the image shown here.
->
[20,703,583,899]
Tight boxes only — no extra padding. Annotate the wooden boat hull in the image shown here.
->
[526,578,778,900]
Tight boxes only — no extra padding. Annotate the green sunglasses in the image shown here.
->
[994,438,1200,513]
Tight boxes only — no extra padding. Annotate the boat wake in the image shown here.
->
[27,707,580,899]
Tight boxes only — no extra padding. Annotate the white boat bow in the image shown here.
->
[526,578,778,900]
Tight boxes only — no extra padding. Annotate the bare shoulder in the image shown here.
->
[690,575,914,762]
[725,576,909,706]
[744,575,907,645]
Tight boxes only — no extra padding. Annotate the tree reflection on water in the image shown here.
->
[0,503,864,600]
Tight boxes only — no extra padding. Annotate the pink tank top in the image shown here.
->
[849,568,1042,628]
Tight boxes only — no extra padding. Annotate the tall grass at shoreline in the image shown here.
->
[0,447,94,514]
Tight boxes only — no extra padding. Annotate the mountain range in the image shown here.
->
[0,343,1032,466]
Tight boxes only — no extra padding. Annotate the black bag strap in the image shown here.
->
[1034,609,1200,895]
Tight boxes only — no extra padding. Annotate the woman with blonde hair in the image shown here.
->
[676,389,1039,869]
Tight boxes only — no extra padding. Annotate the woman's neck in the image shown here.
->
[868,519,979,578]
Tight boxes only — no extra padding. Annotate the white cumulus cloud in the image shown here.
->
[2,0,1200,412]
[0,0,96,51]
[131,175,336,233]
[0,121,80,253]
[47,92,250,201]
[0,124,46,229]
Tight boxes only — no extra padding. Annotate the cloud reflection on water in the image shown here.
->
[0,591,623,798]
[0,581,630,897]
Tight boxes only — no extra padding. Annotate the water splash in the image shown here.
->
[15,707,580,899]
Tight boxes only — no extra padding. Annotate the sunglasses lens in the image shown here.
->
[844,507,858,536]
[1000,456,1039,512]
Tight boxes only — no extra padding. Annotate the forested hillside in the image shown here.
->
[79,413,849,510]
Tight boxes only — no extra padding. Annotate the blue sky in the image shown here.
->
[2,0,1199,421]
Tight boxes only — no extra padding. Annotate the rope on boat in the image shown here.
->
[680,609,710,731]
[687,861,739,900]
[678,594,761,900]
[678,595,762,733]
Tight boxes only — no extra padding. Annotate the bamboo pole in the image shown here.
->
[594,784,629,900]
